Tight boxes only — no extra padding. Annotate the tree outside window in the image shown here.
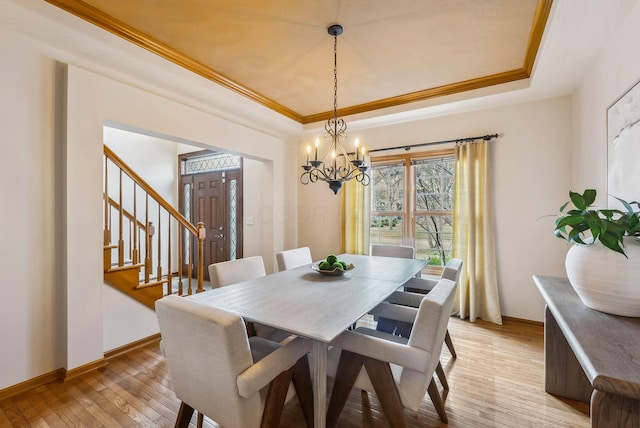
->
[369,153,454,267]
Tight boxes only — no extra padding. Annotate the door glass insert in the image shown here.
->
[183,182,191,264]
[183,153,241,174]
[229,179,237,260]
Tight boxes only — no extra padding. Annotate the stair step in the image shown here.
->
[136,279,168,290]
[106,263,144,273]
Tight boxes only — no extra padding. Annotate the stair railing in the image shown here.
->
[103,144,206,295]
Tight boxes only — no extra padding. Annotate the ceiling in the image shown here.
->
[44,0,550,124]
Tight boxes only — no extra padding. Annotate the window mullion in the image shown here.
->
[406,158,414,248]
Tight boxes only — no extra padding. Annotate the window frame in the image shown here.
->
[370,148,454,274]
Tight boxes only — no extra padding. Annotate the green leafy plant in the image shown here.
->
[555,189,640,257]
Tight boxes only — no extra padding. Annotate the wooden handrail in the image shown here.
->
[104,144,198,237]
[104,144,206,295]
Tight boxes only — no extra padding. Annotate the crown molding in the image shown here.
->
[301,68,532,124]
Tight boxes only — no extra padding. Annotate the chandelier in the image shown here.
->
[300,24,370,194]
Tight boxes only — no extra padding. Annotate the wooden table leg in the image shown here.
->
[312,340,328,428]
[544,306,592,403]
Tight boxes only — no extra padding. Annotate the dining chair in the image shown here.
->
[370,244,417,333]
[370,244,415,259]
[208,255,266,289]
[208,256,291,342]
[276,246,313,271]
[156,295,314,428]
[325,278,457,427]
[400,257,463,357]
[403,257,463,294]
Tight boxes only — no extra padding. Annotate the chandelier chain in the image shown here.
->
[333,34,338,120]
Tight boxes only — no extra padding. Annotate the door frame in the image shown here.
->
[178,150,243,276]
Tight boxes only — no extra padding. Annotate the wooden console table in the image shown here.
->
[533,275,640,428]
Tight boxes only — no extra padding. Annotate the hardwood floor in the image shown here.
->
[0,318,589,427]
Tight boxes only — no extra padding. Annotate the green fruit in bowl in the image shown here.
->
[331,262,343,271]
[326,254,338,265]
[318,261,331,270]
[339,261,347,270]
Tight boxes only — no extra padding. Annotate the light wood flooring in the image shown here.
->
[0,317,589,427]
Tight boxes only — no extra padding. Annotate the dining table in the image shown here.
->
[187,253,428,428]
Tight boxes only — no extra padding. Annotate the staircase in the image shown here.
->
[103,145,206,309]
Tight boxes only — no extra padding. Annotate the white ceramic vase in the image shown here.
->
[565,237,640,317]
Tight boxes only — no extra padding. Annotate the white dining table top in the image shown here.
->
[187,253,427,343]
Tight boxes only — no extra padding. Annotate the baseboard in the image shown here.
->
[0,368,65,401]
[0,333,162,402]
[63,358,108,382]
[104,332,161,360]
[502,315,543,327]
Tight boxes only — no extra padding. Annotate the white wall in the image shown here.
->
[0,26,59,389]
[0,18,295,390]
[102,286,159,352]
[573,1,640,200]
[298,96,573,321]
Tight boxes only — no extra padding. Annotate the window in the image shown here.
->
[370,150,454,268]
[181,152,241,174]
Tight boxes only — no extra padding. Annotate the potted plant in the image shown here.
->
[555,189,640,317]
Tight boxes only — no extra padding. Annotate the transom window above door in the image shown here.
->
[181,152,241,174]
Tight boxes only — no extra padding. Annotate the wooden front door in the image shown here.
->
[194,171,226,274]
[179,156,243,280]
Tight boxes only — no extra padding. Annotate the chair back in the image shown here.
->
[208,256,266,288]
[441,258,463,283]
[156,295,262,428]
[398,278,457,410]
[371,244,415,259]
[276,247,312,271]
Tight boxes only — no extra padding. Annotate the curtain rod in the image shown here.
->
[365,133,499,154]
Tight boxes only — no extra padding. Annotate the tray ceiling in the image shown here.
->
[45,0,551,124]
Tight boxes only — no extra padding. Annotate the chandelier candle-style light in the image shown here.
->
[300,24,370,194]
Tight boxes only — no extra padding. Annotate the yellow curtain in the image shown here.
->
[452,141,502,324]
[340,173,370,255]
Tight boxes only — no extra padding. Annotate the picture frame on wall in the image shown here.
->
[607,78,640,208]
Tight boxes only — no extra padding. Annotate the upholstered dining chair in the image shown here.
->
[370,244,416,260]
[156,295,314,428]
[276,246,313,271]
[208,255,266,289]
[370,244,417,333]
[400,257,464,358]
[403,257,463,295]
[325,278,457,427]
[208,256,291,343]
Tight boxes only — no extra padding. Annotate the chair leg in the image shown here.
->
[261,367,294,428]
[427,377,448,423]
[362,357,408,428]
[175,402,195,428]
[327,350,364,428]
[444,329,456,358]
[246,321,257,337]
[291,355,314,428]
[435,361,449,394]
